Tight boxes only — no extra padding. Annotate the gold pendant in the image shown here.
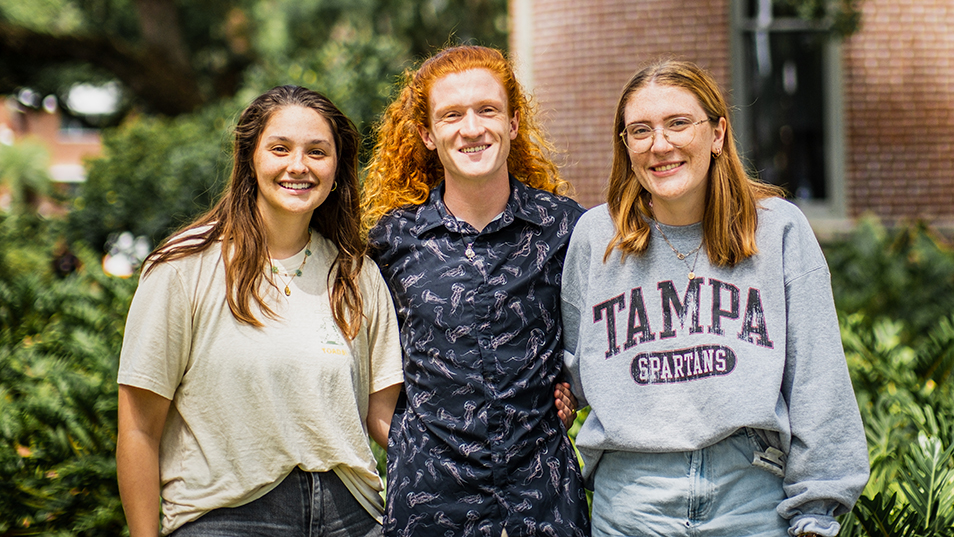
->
[284,285,291,296]
[688,271,695,280]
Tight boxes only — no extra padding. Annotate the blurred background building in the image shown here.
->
[510,0,954,232]
[0,93,102,221]
[0,92,101,182]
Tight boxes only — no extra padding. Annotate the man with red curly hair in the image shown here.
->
[362,45,590,537]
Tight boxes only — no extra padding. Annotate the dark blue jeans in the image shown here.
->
[170,469,382,537]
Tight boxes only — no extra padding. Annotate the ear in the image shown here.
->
[711,116,727,155]
[509,109,520,141]
[417,124,437,151]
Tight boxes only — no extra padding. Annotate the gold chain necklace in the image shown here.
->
[270,234,312,296]
[651,219,704,280]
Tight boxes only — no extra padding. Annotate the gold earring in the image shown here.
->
[712,149,722,159]
[331,181,338,192]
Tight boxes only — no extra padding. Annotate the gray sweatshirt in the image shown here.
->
[562,198,869,536]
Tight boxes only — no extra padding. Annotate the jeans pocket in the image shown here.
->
[745,427,787,478]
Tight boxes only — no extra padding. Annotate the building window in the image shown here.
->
[731,0,845,218]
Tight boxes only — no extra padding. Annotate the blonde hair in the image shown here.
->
[605,60,784,265]
[362,45,570,232]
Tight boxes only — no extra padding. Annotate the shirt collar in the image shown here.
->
[409,175,549,238]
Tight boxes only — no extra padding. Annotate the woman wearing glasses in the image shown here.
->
[561,60,869,537]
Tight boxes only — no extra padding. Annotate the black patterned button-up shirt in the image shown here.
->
[369,177,590,537]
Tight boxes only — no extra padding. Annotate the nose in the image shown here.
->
[460,110,483,138]
[649,128,673,153]
[287,150,308,174]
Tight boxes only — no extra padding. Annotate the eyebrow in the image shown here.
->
[263,135,332,145]
[625,114,695,126]
[433,99,504,117]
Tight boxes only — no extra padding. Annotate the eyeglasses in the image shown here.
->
[619,117,710,153]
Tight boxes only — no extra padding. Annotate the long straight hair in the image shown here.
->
[145,86,365,339]
[605,60,784,265]
[361,45,570,232]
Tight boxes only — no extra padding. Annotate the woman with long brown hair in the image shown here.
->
[561,60,868,537]
[116,86,402,537]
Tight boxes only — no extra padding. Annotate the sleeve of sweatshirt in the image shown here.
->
[776,220,870,537]
[560,218,592,409]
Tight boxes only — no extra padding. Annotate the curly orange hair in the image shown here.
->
[362,45,570,232]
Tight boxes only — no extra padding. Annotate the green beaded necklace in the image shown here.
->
[270,234,312,297]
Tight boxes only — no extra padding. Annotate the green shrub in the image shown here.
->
[828,219,954,537]
[825,217,954,349]
[68,105,234,254]
[0,215,135,535]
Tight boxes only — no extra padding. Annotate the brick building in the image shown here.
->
[1,96,101,184]
[510,0,954,231]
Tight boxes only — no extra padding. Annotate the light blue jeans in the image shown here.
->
[170,468,381,537]
[591,429,790,537]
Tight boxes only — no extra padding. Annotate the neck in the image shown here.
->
[262,213,312,259]
[443,173,511,231]
[650,198,704,226]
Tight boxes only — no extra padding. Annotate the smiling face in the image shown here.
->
[418,68,519,188]
[624,82,725,225]
[253,105,337,227]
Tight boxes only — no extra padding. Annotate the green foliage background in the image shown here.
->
[68,106,233,253]
[0,215,136,535]
[826,219,954,536]
[1,0,949,535]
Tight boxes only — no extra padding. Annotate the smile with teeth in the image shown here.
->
[280,182,314,190]
[460,144,489,154]
[651,162,682,172]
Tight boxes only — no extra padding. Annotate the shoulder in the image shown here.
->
[158,224,216,252]
[578,203,611,224]
[368,210,412,256]
[515,185,586,245]
[143,226,220,277]
[357,252,388,288]
[758,196,806,222]
[355,254,396,319]
[571,204,614,239]
[521,184,586,219]
[756,197,817,239]
[756,197,828,275]
[564,205,612,261]
[309,232,381,286]
[368,201,434,248]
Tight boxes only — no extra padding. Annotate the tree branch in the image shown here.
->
[0,22,204,115]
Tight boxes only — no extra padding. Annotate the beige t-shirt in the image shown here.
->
[118,230,403,535]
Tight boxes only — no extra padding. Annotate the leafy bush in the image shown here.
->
[827,219,954,537]
[825,217,954,353]
[0,214,135,535]
[0,141,53,216]
[68,104,234,253]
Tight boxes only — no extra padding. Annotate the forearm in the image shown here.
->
[117,385,171,537]
[367,383,402,447]
[117,428,162,537]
